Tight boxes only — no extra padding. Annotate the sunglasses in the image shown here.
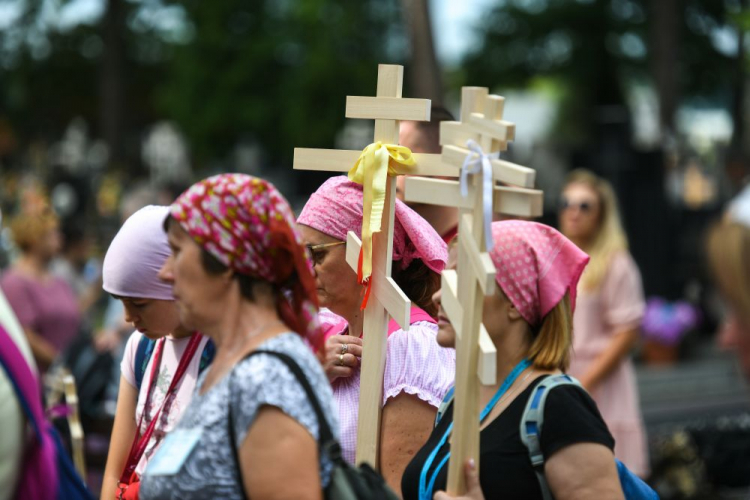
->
[558,198,596,213]
[305,241,345,265]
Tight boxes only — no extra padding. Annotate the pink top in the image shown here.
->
[572,252,645,358]
[0,270,81,354]
[568,251,649,476]
[121,331,211,476]
[323,313,455,464]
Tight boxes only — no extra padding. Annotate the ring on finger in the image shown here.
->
[339,354,345,366]
[340,343,348,355]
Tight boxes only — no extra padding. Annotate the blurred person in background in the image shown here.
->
[1,208,81,371]
[707,185,750,379]
[397,106,459,243]
[558,169,649,477]
[51,219,103,330]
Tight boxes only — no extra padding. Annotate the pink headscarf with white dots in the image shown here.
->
[489,220,589,326]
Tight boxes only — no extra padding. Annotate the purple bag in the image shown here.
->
[0,324,93,500]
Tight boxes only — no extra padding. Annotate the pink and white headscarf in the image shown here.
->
[297,176,448,274]
[103,205,174,301]
[490,220,589,326]
[170,174,320,346]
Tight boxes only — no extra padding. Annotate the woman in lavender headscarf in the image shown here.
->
[100,206,212,500]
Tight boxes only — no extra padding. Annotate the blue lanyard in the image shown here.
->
[418,358,531,500]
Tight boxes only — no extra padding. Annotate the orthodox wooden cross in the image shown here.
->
[403,86,543,494]
[293,64,453,467]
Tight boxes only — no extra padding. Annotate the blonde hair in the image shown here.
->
[9,211,58,253]
[707,221,750,327]
[564,169,628,291]
[527,294,573,371]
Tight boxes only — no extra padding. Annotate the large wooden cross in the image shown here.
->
[294,64,454,467]
[404,86,543,494]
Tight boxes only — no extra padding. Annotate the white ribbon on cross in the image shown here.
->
[459,139,499,251]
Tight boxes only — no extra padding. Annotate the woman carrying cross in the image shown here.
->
[402,220,623,500]
[297,175,456,492]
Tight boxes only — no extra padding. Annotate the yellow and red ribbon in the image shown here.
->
[348,142,415,308]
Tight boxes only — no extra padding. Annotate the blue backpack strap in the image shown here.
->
[520,374,582,500]
[519,375,659,500]
[198,338,215,374]
[434,386,455,427]
[134,335,157,391]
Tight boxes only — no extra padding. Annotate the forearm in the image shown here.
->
[580,328,638,390]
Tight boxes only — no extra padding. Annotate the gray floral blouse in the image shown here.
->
[139,332,338,499]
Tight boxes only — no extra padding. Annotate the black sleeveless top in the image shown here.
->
[401,375,615,499]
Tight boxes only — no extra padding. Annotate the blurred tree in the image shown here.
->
[154,0,405,171]
[402,0,444,104]
[1,0,406,184]
[461,0,738,150]
[0,0,168,173]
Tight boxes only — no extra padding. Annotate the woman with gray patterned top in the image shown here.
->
[139,174,337,500]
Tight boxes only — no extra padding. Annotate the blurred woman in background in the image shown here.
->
[0,209,81,370]
[707,186,750,379]
[558,169,649,477]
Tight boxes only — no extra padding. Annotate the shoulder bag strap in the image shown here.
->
[227,349,341,500]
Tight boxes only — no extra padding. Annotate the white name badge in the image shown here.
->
[146,428,203,476]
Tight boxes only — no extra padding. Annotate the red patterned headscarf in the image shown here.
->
[170,173,320,346]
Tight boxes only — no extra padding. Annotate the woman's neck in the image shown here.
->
[209,293,284,354]
[337,305,364,338]
[170,324,194,339]
[16,254,48,278]
[486,322,533,395]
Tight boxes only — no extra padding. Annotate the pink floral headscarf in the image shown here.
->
[297,176,448,274]
[490,220,589,326]
[170,174,320,345]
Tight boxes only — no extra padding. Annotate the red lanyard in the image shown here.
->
[119,333,203,483]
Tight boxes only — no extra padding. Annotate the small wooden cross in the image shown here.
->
[403,86,543,494]
[294,64,453,467]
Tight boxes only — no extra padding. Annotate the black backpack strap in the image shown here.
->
[520,374,584,500]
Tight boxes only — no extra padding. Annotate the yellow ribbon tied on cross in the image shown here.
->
[348,142,415,308]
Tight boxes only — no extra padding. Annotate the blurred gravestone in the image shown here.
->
[142,122,192,185]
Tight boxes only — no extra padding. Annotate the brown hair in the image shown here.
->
[527,294,573,371]
[9,211,58,253]
[392,259,440,318]
[405,106,455,154]
[563,169,628,291]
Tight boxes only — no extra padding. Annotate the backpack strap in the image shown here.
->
[135,335,215,390]
[520,374,583,500]
[134,335,156,391]
[199,339,215,373]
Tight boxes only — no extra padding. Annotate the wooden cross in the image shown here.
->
[294,64,454,467]
[403,86,543,494]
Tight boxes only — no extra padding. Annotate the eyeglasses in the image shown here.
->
[305,241,345,265]
[558,197,595,214]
